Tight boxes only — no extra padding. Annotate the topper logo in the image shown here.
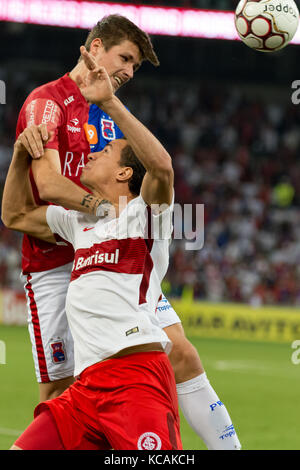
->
[67,124,81,133]
[263,3,297,17]
[70,118,79,126]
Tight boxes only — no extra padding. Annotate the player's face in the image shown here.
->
[92,39,142,92]
[81,139,128,192]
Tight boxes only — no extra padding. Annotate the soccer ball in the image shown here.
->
[235,0,299,52]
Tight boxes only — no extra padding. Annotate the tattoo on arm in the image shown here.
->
[80,194,112,216]
[95,199,112,217]
[80,194,94,209]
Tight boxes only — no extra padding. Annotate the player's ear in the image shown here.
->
[89,38,104,57]
[116,167,133,183]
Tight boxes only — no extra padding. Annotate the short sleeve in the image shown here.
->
[21,98,64,151]
[46,206,75,246]
[150,193,174,241]
[136,191,174,241]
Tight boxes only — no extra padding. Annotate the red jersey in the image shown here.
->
[16,73,90,273]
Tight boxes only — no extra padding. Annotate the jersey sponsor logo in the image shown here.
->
[137,432,162,450]
[70,238,152,284]
[26,99,37,127]
[75,248,120,271]
[64,95,74,106]
[157,296,171,312]
[67,123,81,133]
[50,339,66,364]
[42,100,58,125]
[219,424,236,441]
[70,118,79,126]
[84,123,98,145]
[25,98,61,133]
[101,117,116,140]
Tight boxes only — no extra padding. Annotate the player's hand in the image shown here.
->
[76,46,114,106]
[14,124,52,159]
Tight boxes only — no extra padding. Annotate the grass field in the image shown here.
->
[0,324,299,450]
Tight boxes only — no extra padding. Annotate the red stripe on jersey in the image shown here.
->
[71,238,150,282]
[138,244,153,304]
[167,412,180,450]
[139,207,154,304]
[25,275,50,382]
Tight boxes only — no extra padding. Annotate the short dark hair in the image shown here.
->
[84,14,159,67]
[119,143,146,196]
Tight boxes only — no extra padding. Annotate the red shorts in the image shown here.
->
[15,351,182,450]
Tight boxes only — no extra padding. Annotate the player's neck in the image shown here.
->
[69,61,88,90]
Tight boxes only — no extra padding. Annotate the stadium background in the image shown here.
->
[0,0,299,450]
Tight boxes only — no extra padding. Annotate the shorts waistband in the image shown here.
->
[79,351,166,380]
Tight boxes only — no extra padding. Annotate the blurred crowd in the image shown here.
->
[123,79,300,306]
[0,69,299,306]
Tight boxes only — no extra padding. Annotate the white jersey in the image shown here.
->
[46,194,173,376]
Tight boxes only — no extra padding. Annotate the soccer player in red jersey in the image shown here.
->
[13,15,158,402]
[5,16,241,449]
[4,60,181,451]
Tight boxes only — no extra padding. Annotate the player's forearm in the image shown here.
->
[2,144,35,229]
[101,96,173,175]
[37,170,103,215]
[2,146,57,242]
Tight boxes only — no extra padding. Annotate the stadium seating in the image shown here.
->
[0,71,299,306]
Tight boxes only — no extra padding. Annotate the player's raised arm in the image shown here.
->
[11,124,107,217]
[18,123,105,215]
[2,138,56,243]
[79,47,174,207]
[32,147,105,214]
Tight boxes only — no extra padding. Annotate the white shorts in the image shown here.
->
[22,264,181,383]
[22,263,74,383]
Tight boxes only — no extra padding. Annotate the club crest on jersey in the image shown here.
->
[101,117,116,140]
[137,432,162,450]
[50,339,66,364]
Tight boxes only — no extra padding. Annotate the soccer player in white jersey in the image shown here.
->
[3,60,182,451]
[4,28,241,449]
